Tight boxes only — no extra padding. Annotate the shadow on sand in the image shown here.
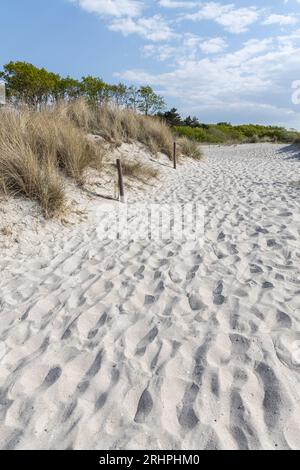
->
[82,188,117,201]
[277,144,300,161]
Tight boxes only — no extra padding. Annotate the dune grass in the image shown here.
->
[178,137,203,161]
[0,111,65,218]
[0,105,104,217]
[61,99,174,158]
[0,99,201,218]
[26,107,105,184]
[121,160,160,181]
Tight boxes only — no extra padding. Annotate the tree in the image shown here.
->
[138,86,165,116]
[184,116,201,128]
[81,76,109,105]
[184,116,193,127]
[158,108,182,126]
[109,83,128,107]
[53,76,82,101]
[125,86,140,110]
[0,61,171,115]
[0,61,59,107]
[190,116,201,128]
[217,122,232,127]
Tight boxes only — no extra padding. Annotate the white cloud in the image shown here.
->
[70,0,176,42]
[158,0,197,8]
[110,15,176,41]
[69,0,144,18]
[263,14,298,26]
[199,37,228,54]
[184,2,261,34]
[68,0,300,125]
[143,34,227,61]
[144,43,176,61]
[119,33,300,126]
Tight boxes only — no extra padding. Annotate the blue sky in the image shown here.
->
[1,0,300,127]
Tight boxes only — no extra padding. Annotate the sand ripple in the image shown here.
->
[0,143,300,449]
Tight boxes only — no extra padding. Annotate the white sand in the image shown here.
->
[0,143,299,450]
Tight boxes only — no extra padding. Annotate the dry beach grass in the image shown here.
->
[121,160,160,181]
[177,137,203,161]
[0,111,66,218]
[62,99,175,157]
[0,100,187,217]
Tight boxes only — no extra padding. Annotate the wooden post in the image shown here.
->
[116,159,126,203]
[0,82,6,106]
[173,141,177,170]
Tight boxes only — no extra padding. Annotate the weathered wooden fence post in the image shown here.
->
[0,82,6,107]
[173,141,177,170]
[116,159,126,203]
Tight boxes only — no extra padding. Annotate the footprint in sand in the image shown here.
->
[213,281,226,305]
[134,389,153,423]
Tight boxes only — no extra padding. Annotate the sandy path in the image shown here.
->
[0,143,299,450]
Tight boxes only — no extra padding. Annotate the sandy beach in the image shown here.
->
[0,142,299,450]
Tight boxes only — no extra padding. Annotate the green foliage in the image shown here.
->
[53,76,82,101]
[126,86,141,111]
[158,108,182,126]
[0,62,166,116]
[1,61,59,106]
[184,116,201,128]
[138,86,165,116]
[109,83,128,107]
[81,76,109,105]
[1,61,298,143]
[174,123,300,144]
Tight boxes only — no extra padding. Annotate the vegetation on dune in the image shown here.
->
[0,111,66,218]
[0,100,177,217]
[0,61,166,115]
[3,60,297,220]
[0,105,106,217]
[121,160,160,181]
[57,99,174,158]
[173,123,299,144]
[1,62,299,147]
[157,108,300,144]
[177,137,203,161]
[0,62,186,217]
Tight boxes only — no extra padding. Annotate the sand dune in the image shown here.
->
[0,143,299,450]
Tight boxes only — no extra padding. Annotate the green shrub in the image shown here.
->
[174,123,298,144]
